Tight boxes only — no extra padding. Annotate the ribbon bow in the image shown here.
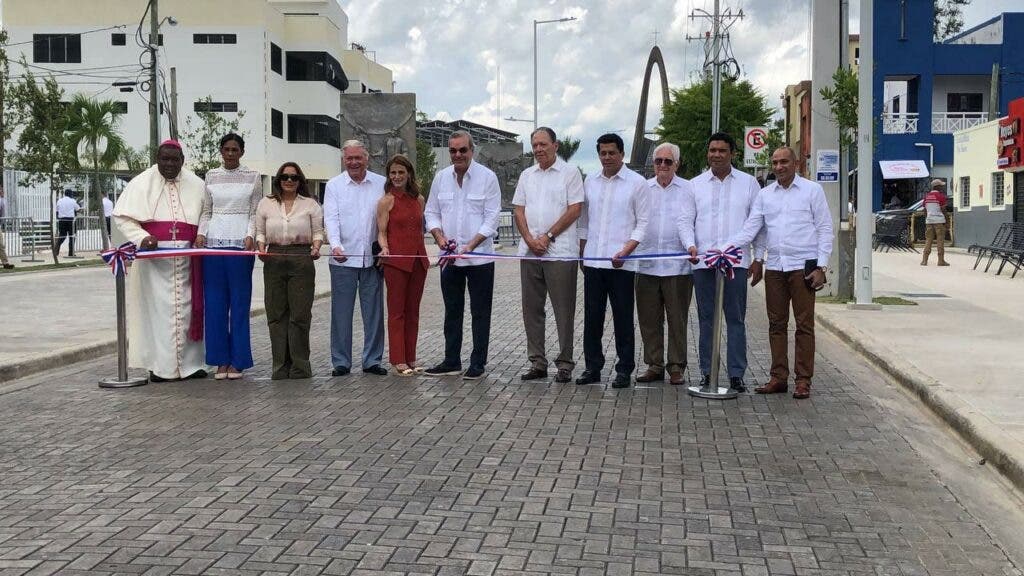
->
[101,241,138,276]
[704,245,743,280]
[437,239,459,271]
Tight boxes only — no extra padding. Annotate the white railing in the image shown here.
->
[882,112,919,134]
[931,112,988,134]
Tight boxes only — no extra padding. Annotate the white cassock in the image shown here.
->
[113,165,207,379]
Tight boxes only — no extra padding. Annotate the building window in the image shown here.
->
[193,33,237,44]
[270,43,282,74]
[285,51,349,92]
[992,172,1005,207]
[271,108,283,139]
[194,101,239,113]
[947,93,983,113]
[959,176,970,208]
[32,34,81,63]
[113,101,128,114]
[287,114,340,148]
[111,33,126,46]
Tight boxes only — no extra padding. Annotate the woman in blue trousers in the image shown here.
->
[195,133,263,379]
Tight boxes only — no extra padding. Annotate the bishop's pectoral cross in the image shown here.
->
[169,222,179,242]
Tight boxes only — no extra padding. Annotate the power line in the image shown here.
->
[2,24,130,47]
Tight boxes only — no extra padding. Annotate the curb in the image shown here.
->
[817,309,1024,494]
[0,289,333,385]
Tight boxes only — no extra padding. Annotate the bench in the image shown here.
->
[972,222,1024,275]
[992,223,1024,278]
[873,215,916,252]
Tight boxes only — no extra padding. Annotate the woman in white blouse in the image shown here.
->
[195,133,262,380]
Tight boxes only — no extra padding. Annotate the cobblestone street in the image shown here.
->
[0,260,1019,575]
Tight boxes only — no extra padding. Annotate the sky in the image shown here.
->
[341,0,1009,174]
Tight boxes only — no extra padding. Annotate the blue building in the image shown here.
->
[873,3,1024,240]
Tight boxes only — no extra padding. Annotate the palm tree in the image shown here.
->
[556,136,581,162]
[65,94,128,250]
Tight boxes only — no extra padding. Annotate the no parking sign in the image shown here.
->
[743,126,767,167]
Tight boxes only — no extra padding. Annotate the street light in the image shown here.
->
[534,16,577,130]
[505,116,534,124]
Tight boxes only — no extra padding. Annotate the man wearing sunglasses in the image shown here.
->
[634,143,694,386]
[727,146,833,400]
[678,132,765,393]
[324,140,388,377]
[423,130,501,380]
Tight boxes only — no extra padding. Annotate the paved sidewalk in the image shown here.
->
[0,258,1019,575]
[816,248,1024,492]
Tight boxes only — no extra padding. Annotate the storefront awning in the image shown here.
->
[879,160,929,179]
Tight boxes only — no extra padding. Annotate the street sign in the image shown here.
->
[743,126,768,168]
[816,149,840,182]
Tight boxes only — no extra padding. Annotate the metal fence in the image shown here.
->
[0,217,42,259]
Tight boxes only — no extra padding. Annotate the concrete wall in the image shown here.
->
[952,119,1016,246]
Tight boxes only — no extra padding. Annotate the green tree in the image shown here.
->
[182,96,245,175]
[657,77,774,178]
[415,139,436,198]
[8,64,74,262]
[0,30,16,194]
[122,145,152,174]
[754,118,787,168]
[64,94,129,250]
[934,0,971,40]
[818,67,859,150]
[556,136,580,162]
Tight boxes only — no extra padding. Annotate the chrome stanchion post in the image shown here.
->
[688,270,738,400]
[99,264,148,388]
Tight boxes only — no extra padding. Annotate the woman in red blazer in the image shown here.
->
[376,155,429,376]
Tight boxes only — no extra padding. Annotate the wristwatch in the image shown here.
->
[545,231,556,243]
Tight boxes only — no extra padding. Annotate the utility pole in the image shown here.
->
[686,0,744,400]
[170,66,179,140]
[835,0,854,300]
[989,63,1000,122]
[148,0,160,163]
[854,0,879,309]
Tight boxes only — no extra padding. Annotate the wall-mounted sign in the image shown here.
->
[998,97,1024,171]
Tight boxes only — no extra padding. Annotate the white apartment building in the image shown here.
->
[1,0,393,184]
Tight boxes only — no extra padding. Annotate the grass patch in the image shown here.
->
[0,259,105,274]
[818,295,918,306]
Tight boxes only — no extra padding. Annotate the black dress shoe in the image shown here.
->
[332,366,351,376]
[363,365,388,376]
[554,369,572,383]
[149,372,168,383]
[635,369,664,383]
[520,368,548,381]
[729,377,747,393]
[575,370,601,385]
[186,369,208,380]
[612,373,631,388]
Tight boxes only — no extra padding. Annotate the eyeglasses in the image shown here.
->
[449,147,470,155]
[653,158,675,166]
[278,174,301,182]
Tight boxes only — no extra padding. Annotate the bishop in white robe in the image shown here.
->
[113,141,208,380]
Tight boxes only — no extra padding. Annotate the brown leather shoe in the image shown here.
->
[792,382,811,399]
[669,371,685,385]
[755,379,788,394]
[636,369,664,383]
[520,368,548,381]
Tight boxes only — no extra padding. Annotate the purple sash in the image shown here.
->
[141,221,203,342]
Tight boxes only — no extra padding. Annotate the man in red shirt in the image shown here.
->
[921,179,949,266]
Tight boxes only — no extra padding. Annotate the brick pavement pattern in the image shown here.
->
[0,260,1018,575]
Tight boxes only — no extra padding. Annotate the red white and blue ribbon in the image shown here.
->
[704,245,743,279]
[101,242,138,276]
[437,239,458,270]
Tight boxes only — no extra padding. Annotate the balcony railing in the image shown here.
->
[931,112,988,134]
[882,112,919,134]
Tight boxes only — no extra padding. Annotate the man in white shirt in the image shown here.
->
[635,143,693,386]
[0,186,13,269]
[513,127,584,384]
[54,189,82,257]
[324,140,388,377]
[423,130,502,380]
[576,133,649,389]
[678,132,765,392]
[728,147,833,400]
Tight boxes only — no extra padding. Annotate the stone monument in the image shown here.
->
[339,93,417,174]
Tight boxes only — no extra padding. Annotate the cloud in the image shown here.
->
[341,0,1015,173]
